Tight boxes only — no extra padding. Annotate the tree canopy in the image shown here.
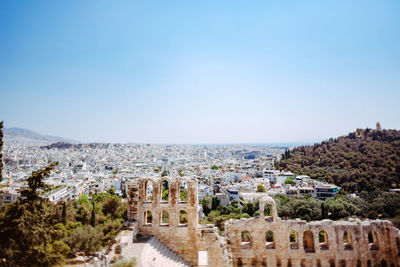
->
[0,162,126,266]
[275,128,400,226]
[256,184,266,192]
[276,128,400,193]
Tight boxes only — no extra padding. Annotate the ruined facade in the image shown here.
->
[127,177,400,267]
[127,176,232,266]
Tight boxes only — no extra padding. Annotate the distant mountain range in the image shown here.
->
[3,127,78,143]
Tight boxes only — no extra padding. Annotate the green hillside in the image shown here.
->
[276,128,400,194]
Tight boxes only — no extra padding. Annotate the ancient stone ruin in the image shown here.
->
[127,177,400,267]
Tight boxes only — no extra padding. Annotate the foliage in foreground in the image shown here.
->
[0,163,126,267]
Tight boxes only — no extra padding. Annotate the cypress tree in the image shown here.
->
[62,201,67,224]
[0,161,63,266]
[20,161,59,203]
[321,202,327,219]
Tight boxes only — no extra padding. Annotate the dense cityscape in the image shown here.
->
[1,126,400,267]
[1,1,399,266]
[1,135,339,209]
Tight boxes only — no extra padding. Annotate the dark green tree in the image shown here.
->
[321,202,327,219]
[61,201,67,224]
[103,195,122,219]
[211,197,220,210]
[0,162,63,267]
[20,162,59,203]
[200,198,211,216]
[64,225,102,254]
[90,201,96,226]
[257,184,266,192]
[284,178,294,185]
[242,200,258,217]
[107,187,115,195]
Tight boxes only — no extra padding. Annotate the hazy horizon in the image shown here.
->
[3,125,390,146]
[1,1,399,143]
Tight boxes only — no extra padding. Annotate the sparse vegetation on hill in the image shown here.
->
[40,142,115,150]
[40,142,75,150]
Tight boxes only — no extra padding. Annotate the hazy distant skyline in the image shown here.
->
[1,1,399,144]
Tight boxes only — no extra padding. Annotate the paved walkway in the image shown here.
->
[141,237,191,267]
[118,232,147,266]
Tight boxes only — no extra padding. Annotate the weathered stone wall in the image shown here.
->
[224,196,400,267]
[128,179,400,267]
[128,176,232,266]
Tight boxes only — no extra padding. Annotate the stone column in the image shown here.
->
[313,230,320,253]
[298,230,304,253]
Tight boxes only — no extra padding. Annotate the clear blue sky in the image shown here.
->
[1,0,399,143]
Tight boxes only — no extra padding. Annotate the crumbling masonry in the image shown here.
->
[128,177,400,267]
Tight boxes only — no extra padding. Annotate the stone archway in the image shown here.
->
[258,196,278,221]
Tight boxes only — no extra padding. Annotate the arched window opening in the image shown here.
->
[367,260,371,267]
[179,180,188,202]
[303,231,315,252]
[317,259,321,267]
[343,231,353,250]
[144,210,152,224]
[179,210,187,225]
[381,260,387,267]
[161,180,169,202]
[264,203,272,216]
[241,230,251,247]
[319,231,328,250]
[276,258,281,267]
[265,230,275,249]
[329,259,335,267]
[368,231,379,250]
[340,259,346,267]
[288,259,292,267]
[290,230,299,249]
[145,181,153,202]
[262,258,267,267]
[161,210,169,225]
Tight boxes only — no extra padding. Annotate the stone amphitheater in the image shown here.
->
[127,176,400,267]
